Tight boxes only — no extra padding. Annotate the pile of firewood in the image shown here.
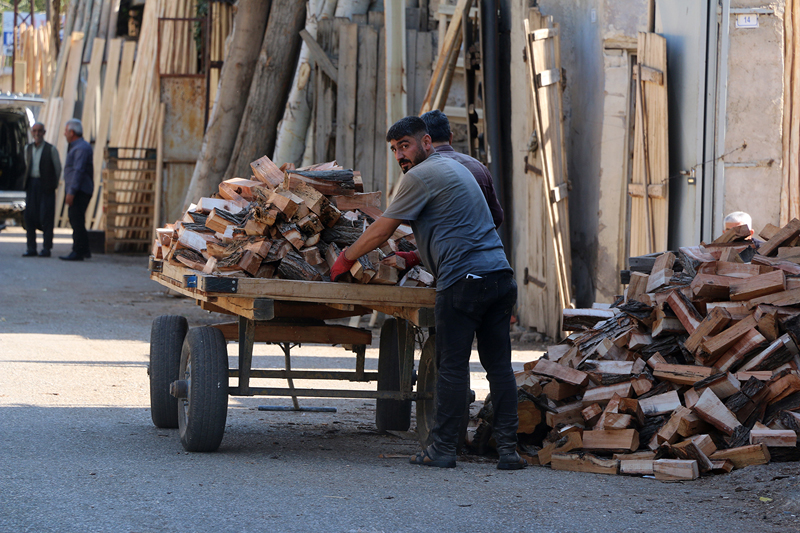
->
[489,219,800,481]
[152,155,434,287]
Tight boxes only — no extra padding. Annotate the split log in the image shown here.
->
[638,390,681,416]
[531,359,590,387]
[749,428,797,447]
[693,389,741,435]
[250,155,285,188]
[653,459,699,481]
[582,429,639,453]
[550,452,620,475]
[277,250,322,281]
[537,432,582,465]
[709,443,770,468]
[669,440,713,473]
[757,218,800,256]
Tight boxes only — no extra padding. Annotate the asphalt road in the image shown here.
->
[1,227,799,533]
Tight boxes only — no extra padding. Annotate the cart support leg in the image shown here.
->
[237,317,255,396]
[354,344,366,381]
[398,319,415,394]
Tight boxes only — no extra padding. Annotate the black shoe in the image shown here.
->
[409,446,457,468]
[497,451,528,471]
[83,251,91,259]
[22,250,37,257]
[59,252,84,261]
[39,249,51,257]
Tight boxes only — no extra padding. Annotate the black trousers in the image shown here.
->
[67,191,92,256]
[431,270,518,456]
[24,178,55,252]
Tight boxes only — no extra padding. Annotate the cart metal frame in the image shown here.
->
[148,258,439,449]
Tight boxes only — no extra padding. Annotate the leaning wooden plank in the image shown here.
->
[692,388,742,436]
[709,443,770,469]
[530,358,590,387]
[550,452,620,475]
[653,459,699,481]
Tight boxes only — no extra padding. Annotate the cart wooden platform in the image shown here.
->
[148,258,443,452]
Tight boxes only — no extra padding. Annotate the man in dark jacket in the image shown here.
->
[60,118,93,261]
[421,110,504,228]
[22,122,61,257]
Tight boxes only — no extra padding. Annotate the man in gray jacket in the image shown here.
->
[59,119,93,261]
[22,122,61,257]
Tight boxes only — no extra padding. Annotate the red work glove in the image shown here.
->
[331,249,356,281]
[395,250,420,269]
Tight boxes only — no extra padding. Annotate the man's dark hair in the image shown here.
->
[420,110,451,143]
[386,116,428,142]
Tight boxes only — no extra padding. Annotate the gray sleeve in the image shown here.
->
[382,173,429,221]
[50,144,62,178]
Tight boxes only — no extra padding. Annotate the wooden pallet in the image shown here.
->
[103,147,157,253]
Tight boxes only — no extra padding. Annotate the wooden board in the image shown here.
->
[335,22,358,169]
[524,10,572,319]
[628,32,668,256]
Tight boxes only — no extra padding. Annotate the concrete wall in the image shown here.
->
[505,0,786,327]
[720,0,784,235]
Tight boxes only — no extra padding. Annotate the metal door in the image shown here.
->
[655,0,719,247]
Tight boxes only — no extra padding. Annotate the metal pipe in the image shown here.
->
[12,0,17,93]
[480,0,508,249]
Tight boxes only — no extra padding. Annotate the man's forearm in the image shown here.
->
[343,217,402,261]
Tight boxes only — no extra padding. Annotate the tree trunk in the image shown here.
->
[271,0,320,168]
[181,0,272,211]
[221,0,306,183]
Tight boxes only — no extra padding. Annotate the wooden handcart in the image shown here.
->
[148,259,445,452]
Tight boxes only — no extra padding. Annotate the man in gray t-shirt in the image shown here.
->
[330,116,523,470]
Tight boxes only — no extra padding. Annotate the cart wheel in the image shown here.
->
[416,334,472,452]
[376,318,411,431]
[149,315,188,428]
[177,327,229,452]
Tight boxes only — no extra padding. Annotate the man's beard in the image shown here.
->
[398,146,427,173]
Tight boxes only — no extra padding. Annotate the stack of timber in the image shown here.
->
[483,221,800,481]
[10,20,57,95]
[153,154,434,288]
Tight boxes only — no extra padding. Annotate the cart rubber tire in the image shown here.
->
[416,334,471,452]
[376,318,412,432]
[178,326,229,452]
[149,315,188,428]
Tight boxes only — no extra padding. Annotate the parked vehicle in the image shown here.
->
[0,94,45,227]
